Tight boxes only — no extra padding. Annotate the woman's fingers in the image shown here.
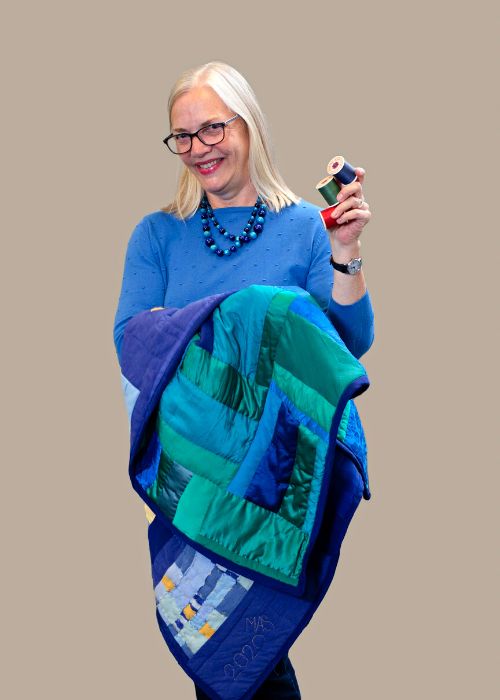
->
[337,179,363,203]
[333,194,367,220]
[354,167,365,185]
[336,206,372,225]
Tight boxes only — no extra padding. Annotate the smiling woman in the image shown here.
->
[162,62,300,218]
[113,61,375,700]
[171,87,254,208]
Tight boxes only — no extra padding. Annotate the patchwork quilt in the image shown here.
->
[119,285,371,700]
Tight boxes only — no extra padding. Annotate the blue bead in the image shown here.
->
[205,237,215,246]
[253,223,263,233]
[203,224,210,231]
[223,231,229,237]
[235,241,241,247]
[256,216,265,224]
[230,245,237,252]
[243,235,251,243]
[223,249,230,256]
[228,234,236,241]
[203,231,211,237]
[215,249,224,257]
[244,225,250,233]
[249,216,255,223]
[258,208,266,216]
[250,231,257,239]
[215,223,220,229]
[210,244,217,250]
[220,227,225,234]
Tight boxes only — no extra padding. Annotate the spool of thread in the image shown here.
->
[327,155,357,185]
[316,175,341,206]
[319,204,338,230]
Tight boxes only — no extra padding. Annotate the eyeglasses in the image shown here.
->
[163,114,240,154]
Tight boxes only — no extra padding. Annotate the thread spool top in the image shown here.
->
[327,155,345,176]
[316,175,334,189]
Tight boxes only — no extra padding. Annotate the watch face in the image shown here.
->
[347,258,362,274]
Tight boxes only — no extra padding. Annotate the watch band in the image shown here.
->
[329,255,363,274]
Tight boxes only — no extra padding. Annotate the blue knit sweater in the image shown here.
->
[113,199,374,362]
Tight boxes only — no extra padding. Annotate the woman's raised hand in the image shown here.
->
[329,167,371,251]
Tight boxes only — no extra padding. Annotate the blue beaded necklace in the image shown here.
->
[200,194,267,257]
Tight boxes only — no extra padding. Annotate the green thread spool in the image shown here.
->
[316,175,341,206]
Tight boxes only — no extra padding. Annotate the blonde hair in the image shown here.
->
[162,62,300,218]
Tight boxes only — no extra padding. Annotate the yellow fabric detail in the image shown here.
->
[183,604,197,620]
[161,575,175,592]
[199,623,215,639]
[144,503,156,523]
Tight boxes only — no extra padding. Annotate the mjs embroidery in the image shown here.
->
[223,615,275,681]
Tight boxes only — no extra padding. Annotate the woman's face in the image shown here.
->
[170,85,254,207]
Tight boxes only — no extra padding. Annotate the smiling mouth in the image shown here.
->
[195,158,223,174]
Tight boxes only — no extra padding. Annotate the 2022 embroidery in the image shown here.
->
[223,616,275,681]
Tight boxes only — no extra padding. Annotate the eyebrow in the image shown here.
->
[171,117,223,134]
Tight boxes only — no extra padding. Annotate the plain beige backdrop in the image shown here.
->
[3,1,497,698]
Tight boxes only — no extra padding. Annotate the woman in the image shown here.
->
[113,61,374,699]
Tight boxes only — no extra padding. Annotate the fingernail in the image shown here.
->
[337,194,343,202]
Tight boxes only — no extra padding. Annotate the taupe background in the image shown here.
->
[3,1,497,698]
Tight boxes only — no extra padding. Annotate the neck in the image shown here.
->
[205,182,258,209]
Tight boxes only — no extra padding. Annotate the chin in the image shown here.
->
[202,179,231,196]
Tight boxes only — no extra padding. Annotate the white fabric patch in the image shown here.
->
[121,372,140,426]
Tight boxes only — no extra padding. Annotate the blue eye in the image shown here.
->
[201,123,223,134]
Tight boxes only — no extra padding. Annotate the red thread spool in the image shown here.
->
[319,204,339,230]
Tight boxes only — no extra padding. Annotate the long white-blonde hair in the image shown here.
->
[162,62,300,218]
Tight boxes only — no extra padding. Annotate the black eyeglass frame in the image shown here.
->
[163,114,241,154]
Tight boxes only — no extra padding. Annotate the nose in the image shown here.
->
[190,134,212,158]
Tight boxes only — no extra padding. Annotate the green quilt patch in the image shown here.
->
[173,474,309,586]
[180,342,266,421]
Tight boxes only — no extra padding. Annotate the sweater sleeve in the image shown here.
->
[306,224,374,359]
[113,217,167,362]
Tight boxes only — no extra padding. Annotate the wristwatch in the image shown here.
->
[329,255,363,275]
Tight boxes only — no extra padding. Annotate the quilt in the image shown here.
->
[119,285,371,700]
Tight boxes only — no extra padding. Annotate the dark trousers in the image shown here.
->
[194,655,301,699]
